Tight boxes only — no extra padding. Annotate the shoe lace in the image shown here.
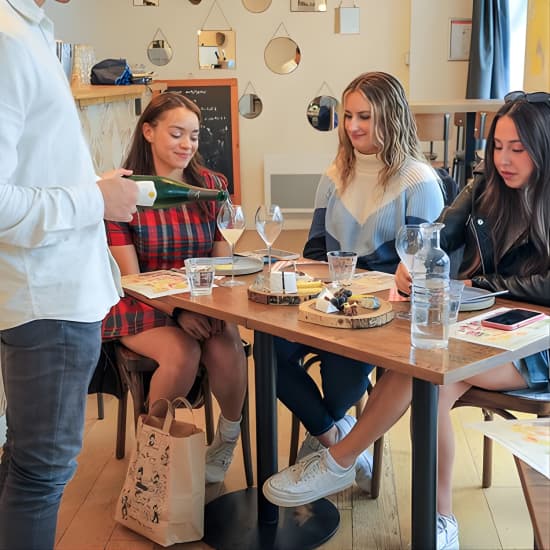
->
[293,451,326,484]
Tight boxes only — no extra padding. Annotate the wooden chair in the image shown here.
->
[110,340,254,488]
[288,356,385,499]
[414,112,452,171]
[473,110,498,161]
[451,112,467,187]
[453,386,550,488]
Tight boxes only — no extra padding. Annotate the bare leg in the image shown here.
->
[329,370,414,468]
[122,326,201,407]
[436,362,527,515]
[201,322,247,421]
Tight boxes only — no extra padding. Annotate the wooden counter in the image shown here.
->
[71,81,166,108]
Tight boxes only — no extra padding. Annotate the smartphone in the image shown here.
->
[480,308,545,331]
[253,249,299,261]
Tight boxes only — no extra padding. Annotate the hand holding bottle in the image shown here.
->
[97,169,139,222]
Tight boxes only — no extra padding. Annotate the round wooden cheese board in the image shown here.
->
[298,297,394,329]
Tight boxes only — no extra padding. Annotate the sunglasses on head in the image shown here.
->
[504,91,550,104]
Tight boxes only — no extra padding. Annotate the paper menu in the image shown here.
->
[466,418,550,478]
[121,270,190,299]
[449,307,550,351]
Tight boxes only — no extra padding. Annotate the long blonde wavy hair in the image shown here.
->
[335,72,426,191]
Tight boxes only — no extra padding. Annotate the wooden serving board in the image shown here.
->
[248,287,320,306]
[298,298,394,329]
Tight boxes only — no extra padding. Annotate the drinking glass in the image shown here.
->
[255,204,283,273]
[395,224,424,320]
[216,201,246,287]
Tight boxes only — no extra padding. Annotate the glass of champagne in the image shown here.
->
[217,201,246,287]
[395,224,424,320]
[254,204,283,273]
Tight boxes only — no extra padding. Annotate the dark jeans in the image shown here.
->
[275,337,373,437]
[0,319,101,550]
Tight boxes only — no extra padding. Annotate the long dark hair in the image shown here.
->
[479,98,550,275]
[123,92,206,189]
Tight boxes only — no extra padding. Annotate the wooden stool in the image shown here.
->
[111,339,254,488]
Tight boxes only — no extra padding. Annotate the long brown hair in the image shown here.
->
[479,98,550,275]
[335,72,426,190]
[123,92,206,189]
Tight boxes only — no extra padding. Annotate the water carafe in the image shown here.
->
[411,223,450,349]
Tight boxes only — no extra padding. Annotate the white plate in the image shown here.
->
[459,286,496,311]
[213,256,263,276]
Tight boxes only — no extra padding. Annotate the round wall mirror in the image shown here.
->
[242,0,271,13]
[306,95,339,132]
[147,39,172,66]
[239,93,263,119]
[188,0,202,4]
[264,37,301,75]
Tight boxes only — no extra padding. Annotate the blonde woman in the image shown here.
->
[274,72,445,492]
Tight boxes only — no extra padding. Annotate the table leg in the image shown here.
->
[411,378,438,550]
[202,330,339,549]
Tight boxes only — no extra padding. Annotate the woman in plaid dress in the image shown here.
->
[102,93,247,483]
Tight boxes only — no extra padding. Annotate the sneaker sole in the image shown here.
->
[262,469,355,507]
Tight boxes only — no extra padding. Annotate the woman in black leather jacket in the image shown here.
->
[438,171,549,307]
[263,93,550,550]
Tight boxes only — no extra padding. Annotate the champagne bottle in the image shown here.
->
[128,175,228,209]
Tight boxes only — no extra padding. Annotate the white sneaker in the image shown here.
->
[437,514,459,550]
[205,432,237,483]
[263,449,355,507]
[296,414,357,462]
[296,431,324,462]
[334,415,373,493]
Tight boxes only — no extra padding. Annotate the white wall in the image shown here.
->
[410,0,472,100]
[45,0,470,227]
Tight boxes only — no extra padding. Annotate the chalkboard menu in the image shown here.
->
[158,79,241,201]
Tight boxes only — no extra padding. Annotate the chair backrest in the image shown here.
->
[453,112,466,151]
[474,111,498,150]
[414,112,451,170]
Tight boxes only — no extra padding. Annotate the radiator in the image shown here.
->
[263,153,333,213]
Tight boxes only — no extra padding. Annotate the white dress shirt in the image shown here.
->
[0,0,120,330]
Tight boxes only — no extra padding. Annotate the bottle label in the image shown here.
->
[135,180,157,207]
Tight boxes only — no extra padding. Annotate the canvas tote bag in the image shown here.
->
[115,398,205,546]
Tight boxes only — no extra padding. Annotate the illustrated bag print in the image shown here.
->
[115,398,205,546]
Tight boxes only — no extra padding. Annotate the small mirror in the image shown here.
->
[264,37,300,75]
[242,0,271,13]
[189,0,202,3]
[147,38,172,66]
[306,95,339,132]
[239,93,263,119]
[198,30,236,70]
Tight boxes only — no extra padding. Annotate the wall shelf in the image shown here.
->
[71,82,166,108]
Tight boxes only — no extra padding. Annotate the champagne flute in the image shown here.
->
[217,201,246,287]
[395,224,424,320]
[255,204,283,273]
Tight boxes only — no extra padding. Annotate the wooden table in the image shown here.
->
[127,276,549,550]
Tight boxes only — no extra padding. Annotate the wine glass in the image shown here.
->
[254,204,283,273]
[394,224,424,320]
[217,201,246,287]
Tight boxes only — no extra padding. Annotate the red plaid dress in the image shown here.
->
[102,171,227,340]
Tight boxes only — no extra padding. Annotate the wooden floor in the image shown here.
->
[55,231,536,550]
